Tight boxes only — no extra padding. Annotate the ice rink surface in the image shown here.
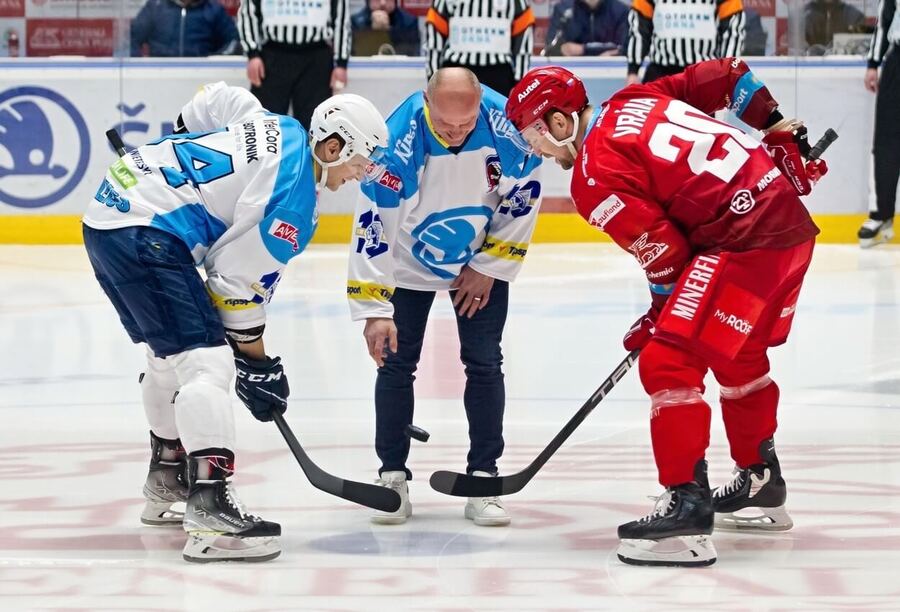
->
[1,243,899,611]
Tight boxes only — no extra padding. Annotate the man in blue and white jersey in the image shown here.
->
[83,82,387,563]
[347,67,542,526]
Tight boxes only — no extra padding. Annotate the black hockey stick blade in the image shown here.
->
[105,128,127,157]
[430,349,640,498]
[273,412,401,513]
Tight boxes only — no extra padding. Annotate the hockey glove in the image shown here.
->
[234,354,290,422]
[623,290,670,351]
[762,120,828,196]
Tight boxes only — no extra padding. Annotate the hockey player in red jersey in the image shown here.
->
[505,58,828,567]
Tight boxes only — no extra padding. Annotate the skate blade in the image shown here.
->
[617,535,717,567]
[860,231,894,248]
[715,505,793,532]
[140,501,185,526]
[182,533,281,563]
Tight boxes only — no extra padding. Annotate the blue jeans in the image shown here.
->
[375,281,509,479]
[83,225,226,358]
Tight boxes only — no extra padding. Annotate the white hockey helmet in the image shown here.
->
[309,94,389,187]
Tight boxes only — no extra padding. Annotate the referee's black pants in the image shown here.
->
[871,46,900,222]
[251,41,334,131]
[642,63,686,83]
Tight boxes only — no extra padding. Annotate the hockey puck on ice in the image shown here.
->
[405,424,430,442]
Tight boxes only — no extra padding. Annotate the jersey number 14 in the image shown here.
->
[162,141,234,189]
[648,100,760,183]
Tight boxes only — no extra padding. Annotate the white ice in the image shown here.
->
[1,243,899,611]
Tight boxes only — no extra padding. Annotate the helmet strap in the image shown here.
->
[311,138,349,188]
[545,110,581,155]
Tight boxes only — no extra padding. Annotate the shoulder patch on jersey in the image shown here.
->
[485,154,502,192]
[268,218,300,252]
[499,180,540,218]
[355,209,388,258]
[588,194,625,230]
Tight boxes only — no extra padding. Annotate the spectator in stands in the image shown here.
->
[131,0,239,57]
[544,0,628,57]
[742,6,768,55]
[352,0,421,56]
[804,0,865,49]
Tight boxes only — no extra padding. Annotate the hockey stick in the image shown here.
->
[273,412,402,512]
[106,128,127,156]
[808,128,838,161]
[429,349,641,498]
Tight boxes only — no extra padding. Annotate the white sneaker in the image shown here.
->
[464,471,511,527]
[371,471,412,525]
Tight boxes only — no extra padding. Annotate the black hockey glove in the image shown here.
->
[234,354,289,422]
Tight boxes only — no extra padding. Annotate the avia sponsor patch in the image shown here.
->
[588,194,625,230]
[628,232,669,269]
[378,170,402,192]
[729,189,755,215]
[269,219,299,251]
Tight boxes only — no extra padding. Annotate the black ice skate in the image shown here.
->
[617,461,716,567]
[141,431,188,526]
[182,449,281,563]
[713,438,793,532]
[858,218,894,248]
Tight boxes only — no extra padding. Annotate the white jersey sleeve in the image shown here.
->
[346,158,415,321]
[179,82,266,133]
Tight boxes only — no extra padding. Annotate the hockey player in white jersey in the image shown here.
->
[83,82,388,562]
[347,68,542,526]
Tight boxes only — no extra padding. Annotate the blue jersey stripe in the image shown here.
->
[150,203,228,252]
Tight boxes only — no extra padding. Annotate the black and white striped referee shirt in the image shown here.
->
[238,0,351,67]
[425,0,535,81]
[868,0,899,68]
[627,0,745,74]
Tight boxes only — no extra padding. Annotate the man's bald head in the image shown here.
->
[424,68,482,146]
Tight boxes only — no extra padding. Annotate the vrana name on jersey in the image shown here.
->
[613,98,658,139]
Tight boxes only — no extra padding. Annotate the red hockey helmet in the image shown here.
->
[505,66,588,153]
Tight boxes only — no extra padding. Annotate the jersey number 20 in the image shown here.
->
[648,100,760,183]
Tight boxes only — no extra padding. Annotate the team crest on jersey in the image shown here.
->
[269,219,300,251]
[378,170,403,192]
[498,180,540,218]
[730,189,756,215]
[485,154,502,192]
[628,232,669,269]
[355,210,388,258]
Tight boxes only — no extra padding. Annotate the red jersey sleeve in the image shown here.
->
[572,166,691,287]
[641,58,779,130]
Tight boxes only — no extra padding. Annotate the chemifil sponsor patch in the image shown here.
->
[588,194,625,230]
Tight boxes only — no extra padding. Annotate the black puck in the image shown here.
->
[405,424,430,442]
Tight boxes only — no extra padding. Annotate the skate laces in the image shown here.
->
[639,489,674,523]
[715,467,746,498]
[223,481,260,522]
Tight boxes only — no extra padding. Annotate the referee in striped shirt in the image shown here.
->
[238,0,351,130]
[425,0,535,96]
[860,0,900,246]
[626,0,745,84]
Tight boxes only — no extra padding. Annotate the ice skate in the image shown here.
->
[464,471,511,526]
[182,450,281,563]
[713,439,793,532]
[617,461,716,567]
[858,218,894,248]
[371,471,412,525]
[140,431,188,526]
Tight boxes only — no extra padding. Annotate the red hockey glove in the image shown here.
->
[623,290,670,352]
[762,130,816,195]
